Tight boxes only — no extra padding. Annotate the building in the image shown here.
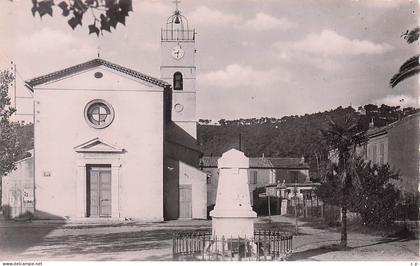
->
[201,156,312,207]
[3,6,207,221]
[1,151,34,219]
[362,112,419,196]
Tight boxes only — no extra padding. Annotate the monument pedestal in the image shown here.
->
[210,149,257,239]
[211,211,256,239]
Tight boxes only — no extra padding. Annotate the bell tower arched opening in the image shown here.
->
[173,72,183,91]
[160,1,197,139]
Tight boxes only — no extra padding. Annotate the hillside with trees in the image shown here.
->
[197,104,418,181]
[9,103,418,182]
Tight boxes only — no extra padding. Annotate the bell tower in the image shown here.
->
[161,0,197,139]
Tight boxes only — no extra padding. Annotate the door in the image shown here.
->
[179,185,192,219]
[87,166,112,217]
[8,189,22,218]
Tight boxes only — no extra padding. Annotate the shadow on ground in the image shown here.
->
[255,221,308,235]
[20,226,211,260]
[288,237,412,261]
[288,246,336,261]
[0,210,66,260]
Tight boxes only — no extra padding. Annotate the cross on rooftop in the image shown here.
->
[173,0,181,11]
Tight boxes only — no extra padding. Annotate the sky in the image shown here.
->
[0,0,418,122]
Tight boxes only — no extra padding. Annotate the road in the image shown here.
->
[0,215,418,261]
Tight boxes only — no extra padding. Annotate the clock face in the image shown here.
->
[171,45,185,60]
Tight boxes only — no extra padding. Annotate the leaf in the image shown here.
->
[73,0,88,12]
[58,1,67,10]
[109,17,118,29]
[88,23,100,37]
[390,66,420,88]
[100,20,111,32]
[398,54,419,73]
[62,8,70,17]
[119,0,133,12]
[58,1,69,16]
[105,0,116,8]
[38,0,54,17]
[31,5,38,17]
[115,11,126,25]
[390,55,420,87]
[74,11,83,26]
[403,27,420,44]
[68,17,79,29]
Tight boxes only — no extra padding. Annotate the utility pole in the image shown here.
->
[294,183,298,234]
[11,61,16,109]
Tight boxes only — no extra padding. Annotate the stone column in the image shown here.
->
[111,164,120,218]
[76,164,86,218]
[279,187,288,215]
[210,149,257,239]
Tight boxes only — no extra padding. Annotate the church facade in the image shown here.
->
[22,7,206,221]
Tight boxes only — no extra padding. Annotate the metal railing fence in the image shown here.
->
[161,29,195,41]
[173,230,293,261]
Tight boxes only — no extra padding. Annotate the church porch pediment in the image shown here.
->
[25,58,169,91]
[74,138,124,153]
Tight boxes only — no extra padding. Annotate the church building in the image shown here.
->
[21,6,207,221]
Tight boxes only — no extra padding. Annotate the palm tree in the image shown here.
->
[390,27,420,88]
[321,115,366,248]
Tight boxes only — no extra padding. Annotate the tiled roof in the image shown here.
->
[250,157,274,168]
[200,156,218,167]
[366,111,420,138]
[266,157,309,169]
[26,58,170,89]
[201,156,309,169]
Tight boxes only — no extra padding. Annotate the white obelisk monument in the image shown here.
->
[210,149,257,239]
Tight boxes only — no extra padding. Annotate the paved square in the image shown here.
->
[0,216,418,261]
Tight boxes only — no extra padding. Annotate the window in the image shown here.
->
[290,171,298,183]
[379,143,385,165]
[363,144,368,160]
[372,144,377,164]
[84,99,114,129]
[250,171,257,184]
[368,146,373,161]
[173,72,183,90]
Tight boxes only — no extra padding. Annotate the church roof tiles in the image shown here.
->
[366,111,420,138]
[25,58,170,89]
[201,156,309,169]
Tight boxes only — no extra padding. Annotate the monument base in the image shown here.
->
[211,211,256,239]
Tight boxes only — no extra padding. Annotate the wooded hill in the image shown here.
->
[14,104,418,181]
[197,104,418,181]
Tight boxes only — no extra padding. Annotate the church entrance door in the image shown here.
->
[179,185,192,219]
[87,166,112,217]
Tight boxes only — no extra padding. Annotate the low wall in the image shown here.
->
[394,220,420,238]
[1,156,34,219]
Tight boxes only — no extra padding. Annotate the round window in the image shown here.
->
[84,99,114,129]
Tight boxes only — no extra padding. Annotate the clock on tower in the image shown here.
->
[160,1,197,139]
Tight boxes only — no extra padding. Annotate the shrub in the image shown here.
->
[395,193,419,221]
[317,160,402,228]
[352,162,401,227]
